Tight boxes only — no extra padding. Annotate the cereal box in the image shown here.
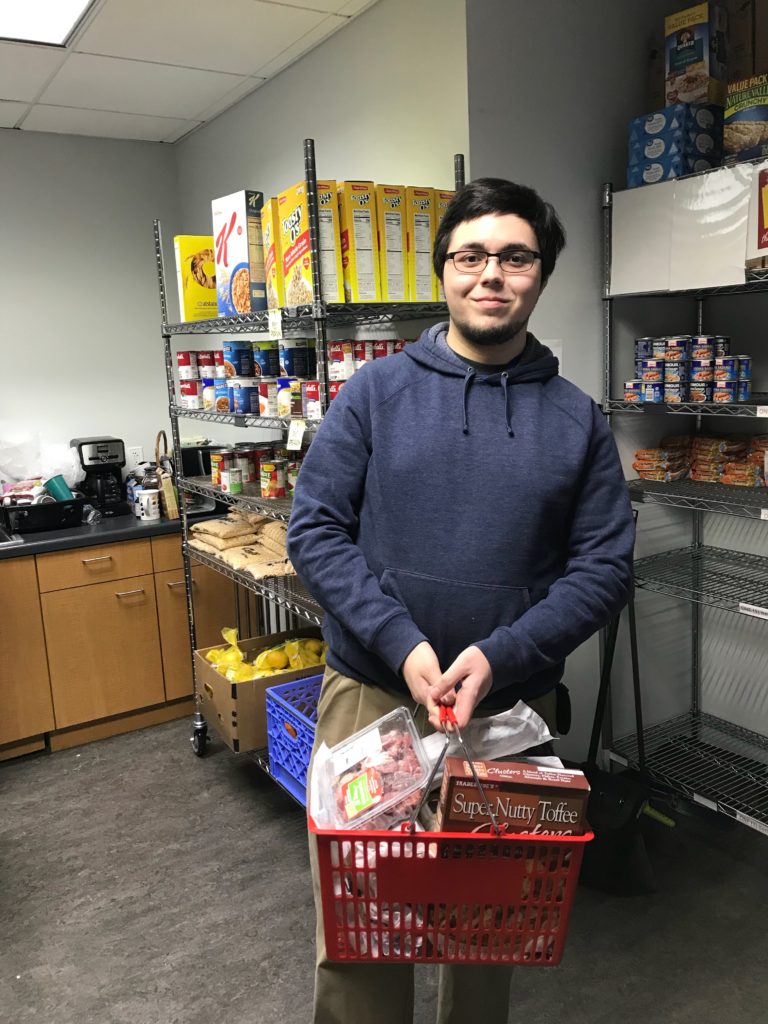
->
[211,190,267,316]
[405,186,436,301]
[724,73,768,161]
[173,235,217,322]
[434,189,455,226]
[277,180,344,306]
[337,181,381,302]
[664,3,728,106]
[261,197,285,310]
[374,184,408,301]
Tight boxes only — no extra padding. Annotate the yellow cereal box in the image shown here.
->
[261,198,285,310]
[374,184,409,302]
[277,180,344,306]
[337,181,382,303]
[405,186,436,301]
[173,235,217,322]
[434,190,455,227]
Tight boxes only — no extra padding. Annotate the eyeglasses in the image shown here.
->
[446,249,542,274]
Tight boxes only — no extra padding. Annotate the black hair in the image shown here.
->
[433,177,566,285]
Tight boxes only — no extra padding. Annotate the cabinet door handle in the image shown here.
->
[82,555,113,565]
[115,588,145,598]
[166,580,196,588]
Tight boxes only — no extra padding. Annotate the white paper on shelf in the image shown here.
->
[610,181,675,295]
[669,164,752,291]
[745,159,768,263]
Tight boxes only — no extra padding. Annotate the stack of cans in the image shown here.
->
[625,335,752,404]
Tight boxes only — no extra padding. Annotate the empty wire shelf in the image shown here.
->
[633,546,768,614]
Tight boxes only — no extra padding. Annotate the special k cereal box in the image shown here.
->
[277,180,344,306]
[261,198,285,309]
[173,235,216,322]
[374,184,408,302]
[337,181,382,302]
[211,190,267,316]
[405,186,436,301]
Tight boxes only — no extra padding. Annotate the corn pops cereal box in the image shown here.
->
[405,186,436,301]
[374,184,408,302]
[434,189,455,226]
[337,181,382,302]
[277,180,344,306]
[211,190,267,315]
[173,235,216,322]
[261,198,285,310]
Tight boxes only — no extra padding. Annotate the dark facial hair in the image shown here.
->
[450,313,529,347]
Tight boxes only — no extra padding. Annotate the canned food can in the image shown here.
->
[665,335,691,358]
[737,378,752,402]
[664,382,689,403]
[233,447,258,484]
[354,341,374,369]
[276,377,297,418]
[179,378,203,409]
[634,337,655,359]
[690,359,714,382]
[393,340,406,353]
[286,460,301,495]
[640,358,664,382]
[210,449,234,486]
[373,340,395,359]
[223,340,254,378]
[651,338,668,358]
[623,380,643,403]
[713,357,737,381]
[328,381,345,401]
[279,338,309,377]
[714,335,731,357]
[196,350,215,376]
[220,467,243,494]
[213,379,232,413]
[689,381,713,402]
[260,459,287,499]
[253,341,280,377]
[177,350,198,380]
[259,379,279,417]
[201,377,216,410]
[302,380,322,420]
[230,378,260,415]
[713,381,737,403]
[642,381,665,403]
[212,350,226,378]
[737,356,751,380]
[664,360,689,382]
[327,341,354,381]
[690,336,716,360]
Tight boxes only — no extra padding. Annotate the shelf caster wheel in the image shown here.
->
[191,727,208,757]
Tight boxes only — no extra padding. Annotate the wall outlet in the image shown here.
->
[126,446,144,468]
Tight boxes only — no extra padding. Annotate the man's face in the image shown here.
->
[441,213,543,347]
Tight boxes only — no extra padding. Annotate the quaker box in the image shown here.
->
[664,2,728,106]
[211,190,267,316]
[194,627,323,753]
[436,757,590,835]
[724,72,768,159]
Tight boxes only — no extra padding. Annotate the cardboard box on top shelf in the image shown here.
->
[724,71,768,159]
[261,198,285,310]
[194,627,324,753]
[337,181,382,302]
[173,235,217,322]
[405,186,436,301]
[374,184,409,302]
[211,190,267,316]
[628,103,724,161]
[726,0,755,80]
[277,180,344,306]
[664,2,728,106]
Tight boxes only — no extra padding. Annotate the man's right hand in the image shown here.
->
[402,641,453,732]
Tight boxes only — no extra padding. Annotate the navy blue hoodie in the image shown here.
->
[287,323,634,708]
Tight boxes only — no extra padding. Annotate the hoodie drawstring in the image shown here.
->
[501,372,515,436]
[461,367,474,434]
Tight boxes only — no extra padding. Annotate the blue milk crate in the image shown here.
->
[265,674,323,805]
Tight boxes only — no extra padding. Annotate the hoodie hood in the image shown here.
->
[405,322,559,436]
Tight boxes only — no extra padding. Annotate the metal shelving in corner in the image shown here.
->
[605,394,768,417]
[628,478,768,520]
[633,545,768,615]
[180,475,292,522]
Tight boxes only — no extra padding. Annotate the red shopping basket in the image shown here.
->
[310,816,592,966]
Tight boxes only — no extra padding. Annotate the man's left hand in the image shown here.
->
[428,646,493,730]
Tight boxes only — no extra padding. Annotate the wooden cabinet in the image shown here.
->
[151,534,183,573]
[154,562,238,701]
[37,539,153,592]
[41,573,165,728]
[0,557,55,745]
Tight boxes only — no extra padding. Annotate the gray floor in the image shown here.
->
[1,719,767,1024]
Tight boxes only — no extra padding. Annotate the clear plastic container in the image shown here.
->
[319,707,430,831]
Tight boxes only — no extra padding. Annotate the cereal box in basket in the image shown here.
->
[173,235,217,322]
[277,180,344,306]
[211,190,267,316]
[338,181,382,302]
[261,197,285,310]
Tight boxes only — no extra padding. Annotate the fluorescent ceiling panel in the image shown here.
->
[0,1,95,45]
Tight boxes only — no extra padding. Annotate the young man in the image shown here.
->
[287,178,635,1024]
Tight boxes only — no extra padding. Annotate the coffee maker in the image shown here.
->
[71,436,133,517]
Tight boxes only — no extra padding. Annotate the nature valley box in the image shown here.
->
[261,198,285,310]
[277,180,344,306]
[724,73,768,160]
[211,190,267,315]
[337,181,382,302]
[374,184,408,301]
[405,186,436,301]
[173,235,217,322]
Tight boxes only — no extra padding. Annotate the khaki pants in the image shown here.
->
[308,668,557,1024]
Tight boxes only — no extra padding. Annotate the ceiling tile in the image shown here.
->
[0,42,67,101]
[261,0,373,12]
[20,104,190,142]
[333,0,380,14]
[39,53,246,119]
[0,100,29,128]
[76,0,327,75]
[163,120,204,144]
[187,76,266,123]
[253,13,346,78]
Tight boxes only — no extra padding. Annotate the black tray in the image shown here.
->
[3,497,87,534]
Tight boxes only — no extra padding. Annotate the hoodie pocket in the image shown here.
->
[380,568,531,666]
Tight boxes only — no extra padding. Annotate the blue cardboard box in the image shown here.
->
[627,153,721,188]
